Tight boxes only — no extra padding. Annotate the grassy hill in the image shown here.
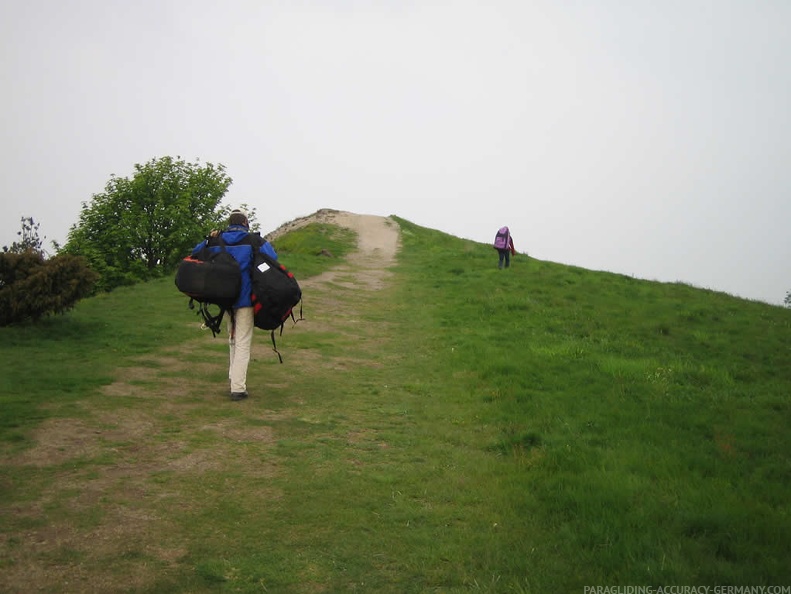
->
[1,216,789,593]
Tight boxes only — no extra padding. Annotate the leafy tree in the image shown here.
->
[785,291,790,308]
[63,156,233,291]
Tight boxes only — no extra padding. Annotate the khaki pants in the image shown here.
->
[229,306,254,393]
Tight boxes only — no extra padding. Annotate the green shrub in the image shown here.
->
[0,250,98,325]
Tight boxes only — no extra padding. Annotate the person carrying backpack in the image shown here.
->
[493,226,516,269]
[191,208,278,401]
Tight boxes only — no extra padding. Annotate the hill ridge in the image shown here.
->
[269,209,401,292]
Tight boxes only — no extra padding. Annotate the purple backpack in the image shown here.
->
[493,227,510,250]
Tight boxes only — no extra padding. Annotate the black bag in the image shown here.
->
[251,249,303,362]
[175,237,241,336]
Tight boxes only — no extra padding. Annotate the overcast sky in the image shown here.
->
[2,0,789,305]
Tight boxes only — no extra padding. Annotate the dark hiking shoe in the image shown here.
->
[230,391,249,401]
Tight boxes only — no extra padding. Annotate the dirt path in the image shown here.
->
[268,208,400,290]
[0,211,401,593]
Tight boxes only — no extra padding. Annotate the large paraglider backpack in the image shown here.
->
[175,236,241,337]
[246,234,303,363]
[493,227,510,250]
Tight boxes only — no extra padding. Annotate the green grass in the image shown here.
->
[1,216,790,592]
[270,222,357,278]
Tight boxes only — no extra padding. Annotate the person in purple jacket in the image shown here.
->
[493,226,516,269]
[192,208,278,401]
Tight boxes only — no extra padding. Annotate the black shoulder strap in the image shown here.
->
[269,329,283,364]
[205,234,228,249]
[193,300,232,338]
[246,232,265,249]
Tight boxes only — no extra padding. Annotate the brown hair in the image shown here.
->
[228,211,248,227]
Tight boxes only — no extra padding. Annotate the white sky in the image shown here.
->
[1,0,789,305]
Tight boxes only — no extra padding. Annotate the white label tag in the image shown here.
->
[257,262,271,273]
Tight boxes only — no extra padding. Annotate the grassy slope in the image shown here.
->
[0,218,789,592]
[391,218,791,588]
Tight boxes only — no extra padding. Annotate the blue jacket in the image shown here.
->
[192,225,278,309]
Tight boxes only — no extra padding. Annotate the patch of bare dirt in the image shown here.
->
[268,208,400,292]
